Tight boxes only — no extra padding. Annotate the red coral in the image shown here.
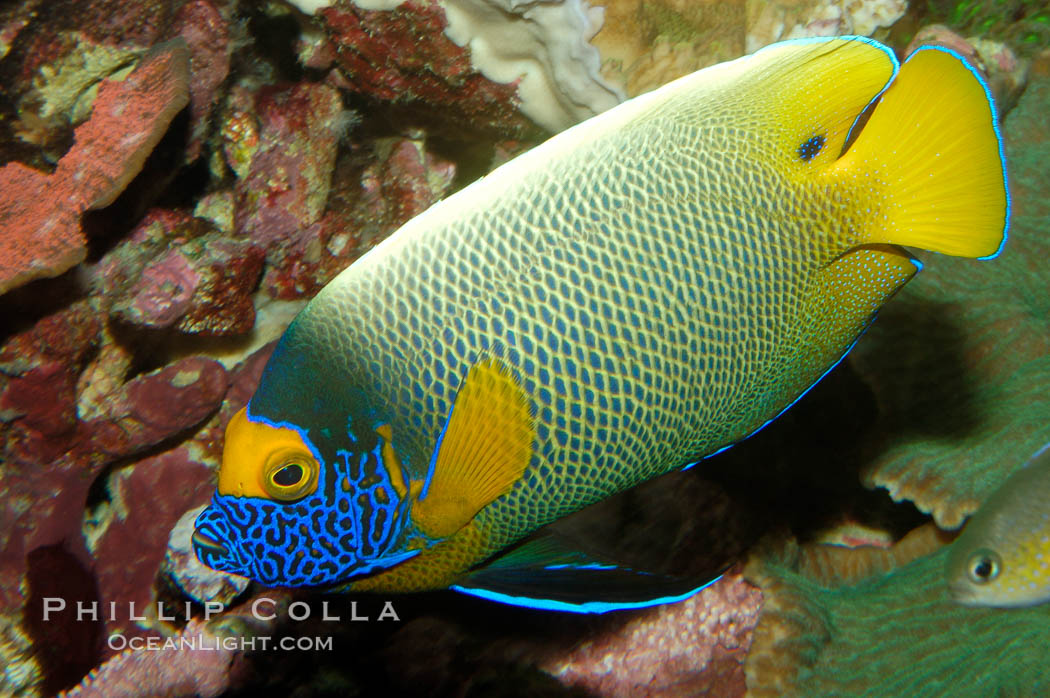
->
[170,0,231,161]
[318,0,536,137]
[374,138,457,229]
[543,573,760,696]
[117,248,203,328]
[262,136,456,299]
[231,82,344,249]
[62,0,187,48]
[25,543,104,696]
[93,445,216,645]
[0,301,101,457]
[0,352,228,611]
[59,592,293,698]
[84,356,229,461]
[108,229,266,335]
[0,40,190,295]
[60,618,237,698]
[0,164,85,296]
[174,238,266,335]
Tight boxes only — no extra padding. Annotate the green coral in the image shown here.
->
[747,540,1050,696]
[925,0,1050,53]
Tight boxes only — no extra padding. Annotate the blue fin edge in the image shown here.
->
[450,574,722,614]
[686,255,921,471]
[903,45,1009,260]
[244,400,327,469]
[755,35,901,158]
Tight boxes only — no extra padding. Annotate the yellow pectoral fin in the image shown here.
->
[376,423,409,500]
[411,357,536,539]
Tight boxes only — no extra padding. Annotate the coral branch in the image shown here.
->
[0,39,190,295]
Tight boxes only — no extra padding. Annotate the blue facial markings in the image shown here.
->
[194,429,416,587]
[798,134,826,161]
[336,440,411,561]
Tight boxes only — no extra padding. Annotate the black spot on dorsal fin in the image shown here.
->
[798,134,826,161]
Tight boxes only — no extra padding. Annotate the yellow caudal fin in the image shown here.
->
[410,357,535,539]
[834,46,1009,259]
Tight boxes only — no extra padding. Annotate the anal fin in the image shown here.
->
[451,533,724,614]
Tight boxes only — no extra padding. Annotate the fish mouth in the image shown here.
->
[192,528,228,555]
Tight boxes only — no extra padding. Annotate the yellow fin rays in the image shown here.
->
[832,47,1008,258]
[411,357,536,539]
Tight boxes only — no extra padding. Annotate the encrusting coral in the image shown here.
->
[58,618,236,698]
[293,0,620,133]
[305,0,543,136]
[59,591,293,698]
[543,572,760,696]
[0,40,190,295]
[746,0,908,53]
[744,525,1050,696]
[588,0,909,98]
[588,0,747,97]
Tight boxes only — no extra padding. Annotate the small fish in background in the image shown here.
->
[947,443,1050,608]
[193,36,1009,613]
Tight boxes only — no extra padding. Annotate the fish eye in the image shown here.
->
[273,463,304,486]
[262,449,318,501]
[797,134,826,161]
[967,549,1001,584]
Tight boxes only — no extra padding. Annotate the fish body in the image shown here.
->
[948,444,1050,607]
[194,37,1008,610]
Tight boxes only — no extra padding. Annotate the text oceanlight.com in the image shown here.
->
[107,633,334,652]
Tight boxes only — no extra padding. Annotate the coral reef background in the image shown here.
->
[0,0,1047,695]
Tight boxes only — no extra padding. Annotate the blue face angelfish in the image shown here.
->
[194,36,1009,612]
